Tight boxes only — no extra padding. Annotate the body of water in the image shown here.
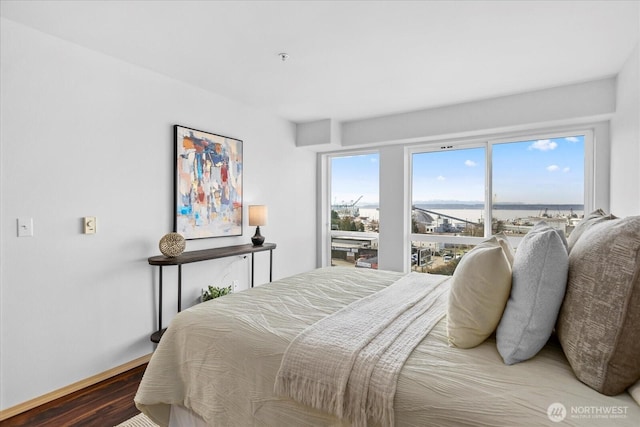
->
[359,205,584,225]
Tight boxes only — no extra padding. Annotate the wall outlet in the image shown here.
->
[232,280,239,292]
[83,216,96,234]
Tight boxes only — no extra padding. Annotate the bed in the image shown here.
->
[135,261,640,426]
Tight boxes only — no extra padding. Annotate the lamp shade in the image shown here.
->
[248,205,267,226]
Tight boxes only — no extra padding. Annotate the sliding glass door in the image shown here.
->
[329,152,380,268]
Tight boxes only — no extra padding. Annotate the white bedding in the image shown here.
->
[135,267,640,426]
[275,272,449,427]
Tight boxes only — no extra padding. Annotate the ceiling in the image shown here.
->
[1,1,638,124]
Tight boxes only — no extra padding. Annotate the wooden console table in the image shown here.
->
[148,242,276,343]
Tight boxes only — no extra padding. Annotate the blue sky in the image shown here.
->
[491,136,584,204]
[331,135,585,205]
[331,153,380,205]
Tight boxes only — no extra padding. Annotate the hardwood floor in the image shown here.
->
[0,364,147,427]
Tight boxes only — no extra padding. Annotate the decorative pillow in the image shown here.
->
[494,232,515,266]
[447,236,512,349]
[556,216,640,395]
[496,222,569,365]
[567,209,616,252]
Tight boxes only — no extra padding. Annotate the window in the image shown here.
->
[492,135,585,237]
[329,153,380,268]
[411,131,590,275]
[411,146,485,275]
[319,128,594,273]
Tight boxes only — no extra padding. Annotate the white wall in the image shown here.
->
[0,18,316,410]
[341,78,616,147]
[611,43,640,216]
[377,146,408,272]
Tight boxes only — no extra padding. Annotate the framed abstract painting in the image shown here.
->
[174,125,243,239]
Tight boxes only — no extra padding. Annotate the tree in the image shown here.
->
[331,210,341,230]
[339,216,356,231]
[492,219,505,234]
[464,222,484,237]
[428,258,461,276]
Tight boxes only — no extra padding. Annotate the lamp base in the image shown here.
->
[251,226,265,246]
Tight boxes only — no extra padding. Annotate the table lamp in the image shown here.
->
[249,205,267,246]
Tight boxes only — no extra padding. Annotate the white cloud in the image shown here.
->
[565,137,579,143]
[563,167,571,173]
[464,160,477,167]
[437,175,446,181]
[546,165,560,172]
[529,139,558,151]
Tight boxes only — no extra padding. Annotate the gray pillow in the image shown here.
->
[496,222,569,365]
[557,216,640,395]
[567,209,616,252]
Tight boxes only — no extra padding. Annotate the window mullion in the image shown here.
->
[485,142,493,238]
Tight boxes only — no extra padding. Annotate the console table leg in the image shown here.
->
[158,266,163,330]
[177,264,182,312]
[251,253,255,288]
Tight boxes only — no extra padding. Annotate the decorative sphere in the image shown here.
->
[159,232,186,257]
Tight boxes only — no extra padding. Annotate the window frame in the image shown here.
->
[318,150,381,268]
[409,140,490,261]
[409,128,594,255]
[318,124,599,272]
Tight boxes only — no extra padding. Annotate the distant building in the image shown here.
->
[331,235,378,262]
[413,210,435,233]
[413,210,459,233]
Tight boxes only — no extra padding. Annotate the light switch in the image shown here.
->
[17,218,33,237]
[84,217,96,234]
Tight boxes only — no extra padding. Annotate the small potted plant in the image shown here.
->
[201,285,232,302]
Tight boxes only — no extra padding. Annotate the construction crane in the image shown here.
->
[332,195,363,218]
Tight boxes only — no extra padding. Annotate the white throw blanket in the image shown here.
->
[274,272,450,427]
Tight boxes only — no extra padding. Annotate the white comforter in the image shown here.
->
[275,272,449,427]
[135,267,640,426]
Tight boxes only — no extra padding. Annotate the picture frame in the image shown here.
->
[174,125,243,239]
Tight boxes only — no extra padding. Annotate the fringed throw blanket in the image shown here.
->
[274,272,450,427]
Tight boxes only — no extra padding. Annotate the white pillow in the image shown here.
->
[495,232,515,266]
[496,222,569,365]
[447,236,513,349]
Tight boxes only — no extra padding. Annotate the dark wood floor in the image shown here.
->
[0,364,147,427]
